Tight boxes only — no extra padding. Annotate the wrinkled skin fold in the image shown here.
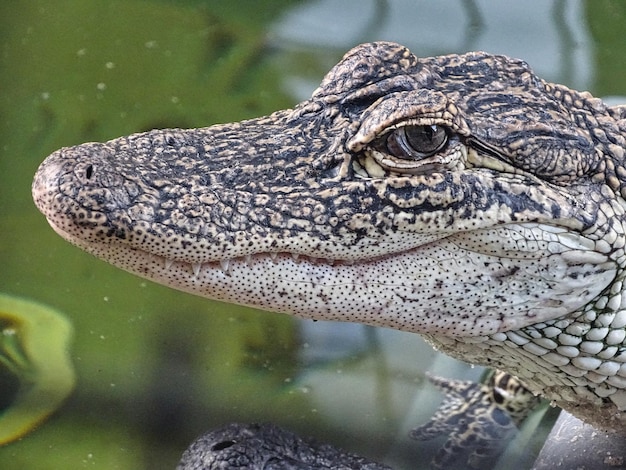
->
[33,42,626,430]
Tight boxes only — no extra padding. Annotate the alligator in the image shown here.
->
[32,41,626,432]
[177,422,392,470]
[410,371,540,469]
[176,373,538,470]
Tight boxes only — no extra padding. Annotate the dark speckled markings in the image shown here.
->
[177,423,392,470]
[33,42,626,431]
[411,371,540,469]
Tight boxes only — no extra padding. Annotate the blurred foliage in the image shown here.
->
[586,0,626,96]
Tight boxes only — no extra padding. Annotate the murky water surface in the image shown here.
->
[1,1,625,468]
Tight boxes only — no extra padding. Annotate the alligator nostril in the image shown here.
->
[85,164,93,180]
[210,439,236,451]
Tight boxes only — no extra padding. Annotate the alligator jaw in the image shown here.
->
[33,166,615,339]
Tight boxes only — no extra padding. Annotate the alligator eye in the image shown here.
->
[384,125,447,159]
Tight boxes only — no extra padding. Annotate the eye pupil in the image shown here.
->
[385,124,447,159]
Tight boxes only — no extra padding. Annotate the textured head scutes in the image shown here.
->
[457,77,600,183]
[312,42,419,103]
[428,51,539,92]
[585,101,626,199]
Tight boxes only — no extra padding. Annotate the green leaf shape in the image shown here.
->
[0,294,75,445]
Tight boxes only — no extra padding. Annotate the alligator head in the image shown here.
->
[32,42,626,430]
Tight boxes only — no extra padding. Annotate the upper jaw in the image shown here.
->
[32,133,586,271]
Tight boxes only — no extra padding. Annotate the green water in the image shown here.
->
[1,1,625,469]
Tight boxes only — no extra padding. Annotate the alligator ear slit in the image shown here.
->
[85,164,93,180]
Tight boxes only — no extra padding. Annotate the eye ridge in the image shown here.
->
[384,124,447,160]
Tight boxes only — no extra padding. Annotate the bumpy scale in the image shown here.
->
[411,372,540,469]
[32,42,626,431]
[177,423,391,470]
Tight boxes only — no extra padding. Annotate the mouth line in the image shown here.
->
[47,217,389,278]
[45,209,580,286]
[158,251,362,278]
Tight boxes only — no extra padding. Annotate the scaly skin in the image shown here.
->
[32,42,626,431]
[411,372,540,469]
[177,423,391,470]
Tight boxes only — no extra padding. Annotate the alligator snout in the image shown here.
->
[33,142,122,242]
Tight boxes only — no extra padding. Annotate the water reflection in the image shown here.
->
[271,0,592,101]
